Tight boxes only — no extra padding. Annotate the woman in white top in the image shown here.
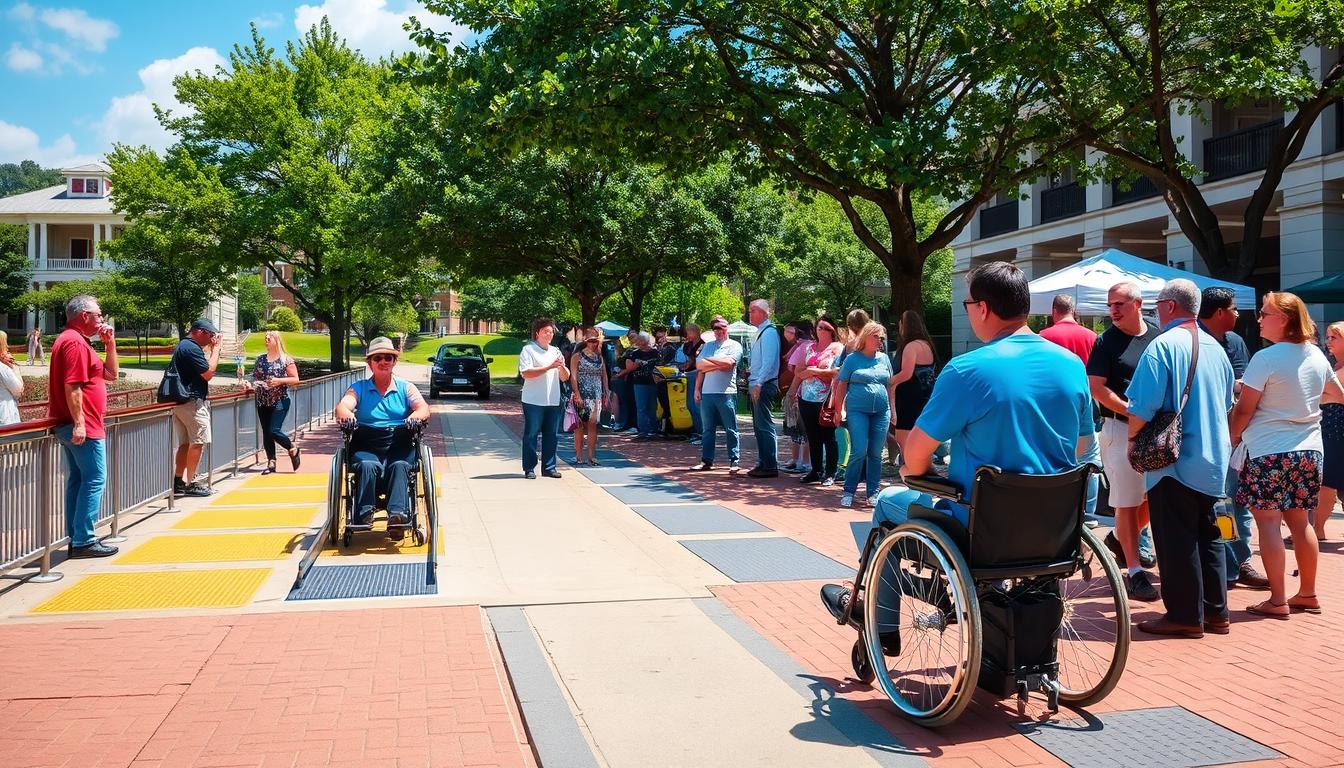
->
[1230,292,1344,618]
[0,330,24,426]
[518,316,570,479]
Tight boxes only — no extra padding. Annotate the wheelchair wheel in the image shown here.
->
[327,448,346,547]
[851,639,875,684]
[862,519,981,727]
[1055,527,1129,705]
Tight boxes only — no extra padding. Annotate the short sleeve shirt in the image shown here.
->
[172,339,210,400]
[518,341,563,406]
[1087,323,1162,418]
[697,338,743,394]
[1039,319,1097,364]
[1240,342,1332,459]
[916,334,1092,498]
[837,351,892,414]
[47,328,107,438]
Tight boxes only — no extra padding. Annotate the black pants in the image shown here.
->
[1147,476,1227,626]
[256,398,293,461]
[798,399,838,478]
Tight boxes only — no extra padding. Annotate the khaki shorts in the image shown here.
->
[1099,416,1145,508]
[172,399,212,445]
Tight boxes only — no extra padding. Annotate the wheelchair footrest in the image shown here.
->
[345,523,375,532]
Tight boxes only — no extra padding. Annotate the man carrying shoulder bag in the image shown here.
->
[166,318,222,497]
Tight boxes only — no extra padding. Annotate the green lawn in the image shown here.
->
[422,334,524,378]
[243,332,368,360]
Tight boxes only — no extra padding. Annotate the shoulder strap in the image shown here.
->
[1176,324,1199,415]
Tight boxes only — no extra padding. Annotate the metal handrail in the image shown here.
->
[0,366,366,584]
[18,387,158,422]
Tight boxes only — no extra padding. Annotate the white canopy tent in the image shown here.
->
[1027,249,1256,315]
[596,320,629,336]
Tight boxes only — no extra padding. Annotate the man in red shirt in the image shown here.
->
[1039,294,1096,364]
[48,294,119,558]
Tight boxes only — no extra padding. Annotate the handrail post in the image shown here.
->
[231,399,240,478]
[31,435,63,583]
[105,420,126,543]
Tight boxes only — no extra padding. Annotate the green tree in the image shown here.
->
[114,21,433,370]
[269,306,303,332]
[415,0,1085,318]
[0,225,32,318]
[1023,0,1344,280]
[351,296,420,344]
[458,276,572,332]
[0,160,62,197]
[236,274,270,331]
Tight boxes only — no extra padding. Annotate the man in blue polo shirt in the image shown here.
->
[821,262,1092,647]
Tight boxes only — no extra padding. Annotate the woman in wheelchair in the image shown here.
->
[334,336,431,539]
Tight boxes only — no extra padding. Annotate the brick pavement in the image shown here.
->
[0,608,536,768]
[486,392,1344,767]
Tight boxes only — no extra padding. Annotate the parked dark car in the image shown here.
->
[428,343,492,399]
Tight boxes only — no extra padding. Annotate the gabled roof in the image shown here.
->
[60,162,111,175]
[0,185,118,217]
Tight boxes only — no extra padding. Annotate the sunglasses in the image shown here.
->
[1257,310,1283,320]
[585,338,599,344]
[369,354,397,363]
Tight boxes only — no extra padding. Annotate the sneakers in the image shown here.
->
[840,494,854,508]
[799,472,822,484]
[746,467,779,478]
[1237,563,1271,590]
[822,476,836,487]
[1125,570,1160,602]
[173,477,188,495]
[729,461,742,473]
[68,541,119,558]
[688,461,714,471]
[182,481,212,497]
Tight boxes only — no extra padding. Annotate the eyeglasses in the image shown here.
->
[1257,310,1283,320]
[585,338,599,344]
[368,354,397,363]
[961,298,982,307]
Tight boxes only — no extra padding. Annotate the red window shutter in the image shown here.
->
[72,178,85,193]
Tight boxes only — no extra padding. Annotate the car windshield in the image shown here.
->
[436,344,483,359]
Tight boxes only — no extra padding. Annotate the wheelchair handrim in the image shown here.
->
[863,521,980,724]
[1054,526,1130,704]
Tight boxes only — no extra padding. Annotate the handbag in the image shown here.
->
[563,400,579,433]
[156,355,193,404]
[818,396,839,428]
[1127,324,1198,473]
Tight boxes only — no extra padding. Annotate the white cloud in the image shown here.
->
[8,2,36,22]
[0,119,94,167]
[98,46,228,151]
[39,6,120,52]
[6,42,43,71]
[250,11,284,28]
[293,0,465,57]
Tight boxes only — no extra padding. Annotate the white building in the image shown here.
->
[0,162,237,340]
[950,51,1343,354]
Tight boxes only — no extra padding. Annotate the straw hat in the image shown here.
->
[366,336,400,357]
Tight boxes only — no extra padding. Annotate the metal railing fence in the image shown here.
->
[0,367,364,583]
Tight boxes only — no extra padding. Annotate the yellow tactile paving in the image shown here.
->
[212,487,326,506]
[173,506,324,530]
[321,526,445,557]
[32,569,270,613]
[240,473,328,489]
[117,532,304,564]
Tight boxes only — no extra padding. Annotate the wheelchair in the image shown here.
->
[294,420,438,588]
[834,464,1129,727]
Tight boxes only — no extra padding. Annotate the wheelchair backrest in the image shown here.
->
[966,464,1092,575]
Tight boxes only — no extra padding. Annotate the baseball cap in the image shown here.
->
[190,318,219,335]
[710,316,729,330]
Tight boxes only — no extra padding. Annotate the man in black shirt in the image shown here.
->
[170,318,222,496]
[1199,286,1270,590]
[1087,281,1161,600]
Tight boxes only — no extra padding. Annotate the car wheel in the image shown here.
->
[477,387,491,400]
[429,388,439,399]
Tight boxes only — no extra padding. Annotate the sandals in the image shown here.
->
[1247,600,1291,620]
[1287,595,1323,614]
[261,460,276,476]
[589,457,600,466]
[288,447,302,471]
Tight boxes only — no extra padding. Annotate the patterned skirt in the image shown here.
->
[1236,450,1323,512]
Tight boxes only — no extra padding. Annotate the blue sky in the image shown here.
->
[0,0,465,167]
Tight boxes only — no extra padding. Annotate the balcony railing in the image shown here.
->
[1040,181,1085,223]
[43,258,95,270]
[1110,177,1160,206]
[979,199,1019,238]
[1203,120,1283,182]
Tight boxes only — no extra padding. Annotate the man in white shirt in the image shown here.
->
[689,316,744,472]
[518,317,571,479]
[746,299,781,477]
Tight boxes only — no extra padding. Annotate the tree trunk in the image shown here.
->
[577,291,599,326]
[326,289,347,372]
[886,274,924,329]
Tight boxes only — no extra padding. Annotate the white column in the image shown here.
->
[1170,100,1213,180]
[1279,181,1344,327]
[37,222,47,270]
[92,223,102,266]
[1085,146,1106,212]
[26,222,36,264]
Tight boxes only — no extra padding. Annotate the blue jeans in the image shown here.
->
[257,397,293,462]
[751,380,779,469]
[1222,466,1253,574]
[616,376,635,430]
[56,425,105,547]
[684,371,701,436]
[351,426,415,517]
[865,487,970,634]
[634,383,659,437]
[844,408,889,496]
[522,403,561,473]
[699,393,739,465]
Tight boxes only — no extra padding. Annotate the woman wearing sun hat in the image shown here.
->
[334,336,431,538]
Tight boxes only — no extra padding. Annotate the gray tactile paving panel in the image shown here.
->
[1015,706,1280,768]
[681,537,855,582]
[287,562,436,601]
[603,482,704,505]
[577,467,664,484]
[630,504,771,535]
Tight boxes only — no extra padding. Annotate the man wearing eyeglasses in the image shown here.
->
[169,318,223,497]
[49,294,120,557]
[1086,281,1162,601]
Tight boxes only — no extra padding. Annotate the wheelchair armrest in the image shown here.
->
[902,473,963,503]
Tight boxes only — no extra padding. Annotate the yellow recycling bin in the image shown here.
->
[655,366,695,432]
